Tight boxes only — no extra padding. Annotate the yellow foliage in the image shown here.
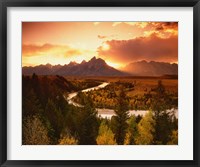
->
[167,130,178,145]
[59,136,78,145]
[96,122,117,145]
[135,111,155,145]
[124,131,132,145]
[22,115,50,145]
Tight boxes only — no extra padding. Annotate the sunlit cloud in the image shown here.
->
[111,22,178,38]
[22,43,96,66]
[125,22,149,28]
[97,35,107,39]
[101,42,110,51]
[97,34,117,40]
[112,22,122,27]
[23,43,83,57]
[93,22,100,26]
[106,61,122,69]
[112,22,148,28]
[22,22,178,67]
[144,22,178,38]
[98,33,178,64]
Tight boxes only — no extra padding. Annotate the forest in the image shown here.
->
[22,74,178,145]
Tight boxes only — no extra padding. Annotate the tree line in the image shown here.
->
[74,81,178,111]
[22,74,178,145]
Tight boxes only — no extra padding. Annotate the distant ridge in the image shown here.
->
[22,57,128,76]
[122,60,178,76]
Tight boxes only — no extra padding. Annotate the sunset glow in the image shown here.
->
[22,22,178,68]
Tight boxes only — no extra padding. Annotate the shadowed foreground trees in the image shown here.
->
[22,74,178,145]
[150,80,178,144]
[111,87,130,145]
[75,93,99,145]
[124,115,137,145]
[22,115,50,145]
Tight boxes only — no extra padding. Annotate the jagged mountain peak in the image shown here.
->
[68,61,78,66]
[22,57,127,76]
[81,60,86,64]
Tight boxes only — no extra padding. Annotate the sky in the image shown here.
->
[22,22,178,68]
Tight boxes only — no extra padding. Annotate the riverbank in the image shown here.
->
[64,82,178,119]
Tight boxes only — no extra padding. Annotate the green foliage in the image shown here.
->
[22,115,50,145]
[153,111,175,144]
[74,82,133,109]
[135,111,155,145]
[22,74,178,145]
[124,115,137,145]
[111,87,129,145]
[74,79,177,111]
[96,121,116,145]
[22,89,43,117]
[150,80,168,112]
[75,94,99,145]
[71,79,102,91]
[150,81,178,144]
[44,99,64,143]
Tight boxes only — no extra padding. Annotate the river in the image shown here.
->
[64,82,178,119]
[64,82,109,107]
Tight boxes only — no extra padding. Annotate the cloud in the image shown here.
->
[97,34,117,40]
[22,43,83,57]
[154,22,178,31]
[124,22,149,28]
[111,22,178,37]
[152,22,178,36]
[112,22,122,27]
[112,22,149,28]
[98,35,107,39]
[64,49,82,57]
[93,22,100,26]
[97,33,178,64]
[112,22,177,29]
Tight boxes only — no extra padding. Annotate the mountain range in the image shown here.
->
[22,57,178,76]
[122,60,178,76]
[22,57,127,76]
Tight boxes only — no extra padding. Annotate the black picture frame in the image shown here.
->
[0,0,200,166]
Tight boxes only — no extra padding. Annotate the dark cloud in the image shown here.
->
[97,34,178,64]
[153,22,178,31]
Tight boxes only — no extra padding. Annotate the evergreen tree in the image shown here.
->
[150,80,177,144]
[45,98,63,143]
[22,89,43,117]
[124,115,137,145]
[154,112,173,144]
[76,95,99,145]
[111,87,129,145]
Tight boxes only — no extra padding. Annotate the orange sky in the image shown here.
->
[22,22,178,68]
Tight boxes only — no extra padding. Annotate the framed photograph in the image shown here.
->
[0,0,200,166]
